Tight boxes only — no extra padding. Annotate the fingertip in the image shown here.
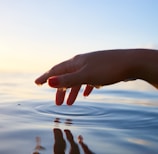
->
[66,95,76,106]
[34,78,43,86]
[56,99,64,106]
[83,85,93,96]
[56,102,63,106]
[67,96,75,105]
[48,76,60,88]
[66,98,74,105]
[78,135,83,143]
[67,101,74,106]
[83,92,89,97]
[35,75,47,85]
[56,98,64,106]
[64,129,68,133]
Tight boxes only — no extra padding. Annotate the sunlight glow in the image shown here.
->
[0,0,158,72]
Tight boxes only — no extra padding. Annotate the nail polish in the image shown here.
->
[48,77,60,87]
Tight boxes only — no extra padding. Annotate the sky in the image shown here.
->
[0,0,158,72]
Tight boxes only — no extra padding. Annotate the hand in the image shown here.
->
[35,50,133,105]
[35,49,158,105]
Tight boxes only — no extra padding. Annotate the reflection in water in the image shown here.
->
[54,117,61,123]
[33,136,46,154]
[54,118,73,126]
[32,118,94,154]
[53,128,66,154]
[53,128,94,154]
[78,135,94,154]
[53,117,94,154]
[65,119,73,125]
[1,73,158,154]
[127,138,150,146]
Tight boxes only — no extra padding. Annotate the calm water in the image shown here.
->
[0,72,158,154]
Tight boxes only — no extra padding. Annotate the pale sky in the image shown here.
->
[0,0,158,72]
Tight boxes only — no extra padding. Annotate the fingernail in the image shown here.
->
[48,77,60,87]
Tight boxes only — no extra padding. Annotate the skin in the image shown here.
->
[35,49,158,105]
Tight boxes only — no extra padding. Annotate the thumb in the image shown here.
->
[48,71,84,88]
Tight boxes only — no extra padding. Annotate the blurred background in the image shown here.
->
[0,0,158,73]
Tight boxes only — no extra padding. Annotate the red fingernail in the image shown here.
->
[48,77,60,87]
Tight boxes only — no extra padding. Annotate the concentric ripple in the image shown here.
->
[35,102,112,127]
[35,102,158,129]
[35,103,108,118]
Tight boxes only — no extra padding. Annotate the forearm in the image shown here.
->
[125,49,158,87]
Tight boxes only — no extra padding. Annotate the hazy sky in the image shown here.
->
[0,0,158,72]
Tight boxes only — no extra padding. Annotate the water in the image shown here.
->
[0,72,158,154]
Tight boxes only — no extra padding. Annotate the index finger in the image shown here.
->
[35,56,81,85]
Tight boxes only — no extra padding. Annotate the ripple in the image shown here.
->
[34,102,158,130]
[34,103,111,128]
[35,103,107,118]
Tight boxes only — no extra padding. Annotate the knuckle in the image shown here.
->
[72,54,85,69]
[73,54,81,61]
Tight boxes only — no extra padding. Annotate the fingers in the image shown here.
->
[83,85,94,96]
[55,85,92,105]
[55,86,81,105]
[36,64,92,105]
[64,129,74,141]
[35,71,50,85]
[35,54,94,105]
[56,88,66,106]
[48,70,84,88]
[67,86,81,105]
[35,56,82,85]
[53,128,66,154]
[35,60,71,85]
[64,130,80,154]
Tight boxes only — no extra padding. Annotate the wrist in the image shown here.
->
[125,49,158,86]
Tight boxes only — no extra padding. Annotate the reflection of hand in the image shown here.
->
[53,128,94,154]
[78,135,94,154]
[53,128,66,154]
[33,136,45,154]
[64,129,80,154]
[35,49,158,105]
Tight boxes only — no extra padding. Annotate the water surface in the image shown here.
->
[0,72,158,154]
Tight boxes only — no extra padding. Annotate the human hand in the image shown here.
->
[35,49,133,105]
